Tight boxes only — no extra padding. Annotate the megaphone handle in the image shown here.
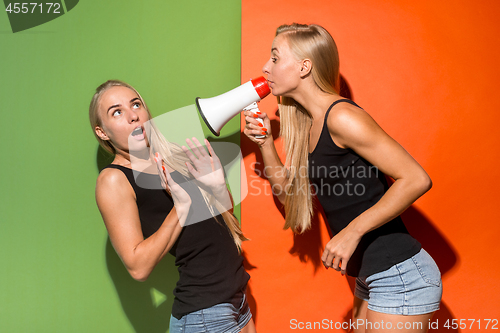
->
[243,102,265,138]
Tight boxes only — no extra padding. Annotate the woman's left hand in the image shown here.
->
[182,137,226,192]
[321,225,362,275]
[154,152,192,223]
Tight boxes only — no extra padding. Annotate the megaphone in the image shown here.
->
[196,76,270,136]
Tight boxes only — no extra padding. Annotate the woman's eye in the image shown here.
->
[132,103,140,109]
[112,110,122,117]
[272,57,277,63]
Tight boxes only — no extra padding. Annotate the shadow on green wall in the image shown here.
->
[105,238,178,333]
[96,146,114,172]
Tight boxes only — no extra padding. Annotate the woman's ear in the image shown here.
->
[300,59,312,77]
[95,126,109,141]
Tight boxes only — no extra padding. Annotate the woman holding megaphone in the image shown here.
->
[90,80,256,333]
[244,23,441,333]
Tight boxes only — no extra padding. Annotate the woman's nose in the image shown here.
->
[262,60,271,75]
[128,109,139,122]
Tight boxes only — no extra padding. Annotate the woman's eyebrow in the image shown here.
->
[107,104,121,113]
[107,97,141,113]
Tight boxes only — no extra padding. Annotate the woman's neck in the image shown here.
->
[113,153,160,176]
[286,77,340,120]
[292,87,342,122]
[112,153,131,167]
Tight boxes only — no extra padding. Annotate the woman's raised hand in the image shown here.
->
[182,138,226,192]
[243,110,272,146]
[154,152,192,224]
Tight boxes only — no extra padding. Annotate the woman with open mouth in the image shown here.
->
[89,80,256,333]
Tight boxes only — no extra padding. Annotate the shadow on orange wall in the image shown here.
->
[403,206,460,333]
[340,204,461,332]
[242,252,259,323]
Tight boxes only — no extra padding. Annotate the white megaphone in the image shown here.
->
[196,76,270,136]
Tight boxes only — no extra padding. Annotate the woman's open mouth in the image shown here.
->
[131,126,145,140]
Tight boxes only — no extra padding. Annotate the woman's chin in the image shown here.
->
[271,88,281,97]
[128,137,149,153]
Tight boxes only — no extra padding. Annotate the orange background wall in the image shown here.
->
[240,1,500,332]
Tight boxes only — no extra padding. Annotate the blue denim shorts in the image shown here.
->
[354,248,442,315]
[169,289,252,333]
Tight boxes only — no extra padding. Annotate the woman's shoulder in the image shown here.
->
[96,165,133,193]
[326,99,366,125]
[325,100,378,148]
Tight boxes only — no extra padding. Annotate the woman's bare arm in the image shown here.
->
[95,168,185,281]
[322,104,432,274]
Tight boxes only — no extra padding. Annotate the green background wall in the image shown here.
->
[0,1,241,332]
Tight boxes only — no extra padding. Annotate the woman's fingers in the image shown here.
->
[186,137,207,159]
[243,112,270,139]
[154,152,184,196]
[244,120,268,135]
[332,257,342,271]
[183,138,223,174]
[204,139,222,169]
[163,165,174,184]
[181,145,197,163]
[244,110,269,122]
[321,248,348,275]
[154,152,167,189]
[321,249,333,268]
[244,115,264,127]
[322,244,339,268]
[183,138,214,169]
[184,161,198,177]
[340,259,348,276]
[204,139,218,159]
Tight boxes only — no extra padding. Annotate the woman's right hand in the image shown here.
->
[243,110,273,146]
[243,109,288,204]
[155,153,192,225]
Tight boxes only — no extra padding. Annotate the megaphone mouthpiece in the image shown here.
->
[251,77,271,99]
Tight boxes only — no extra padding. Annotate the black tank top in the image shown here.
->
[308,100,421,277]
[103,164,249,319]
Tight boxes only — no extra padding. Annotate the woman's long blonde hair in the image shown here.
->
[276,23,340,233]
[89,80,247,250]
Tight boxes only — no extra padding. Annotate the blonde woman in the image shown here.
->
[90,80,256,333]
[244,23,442,333]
